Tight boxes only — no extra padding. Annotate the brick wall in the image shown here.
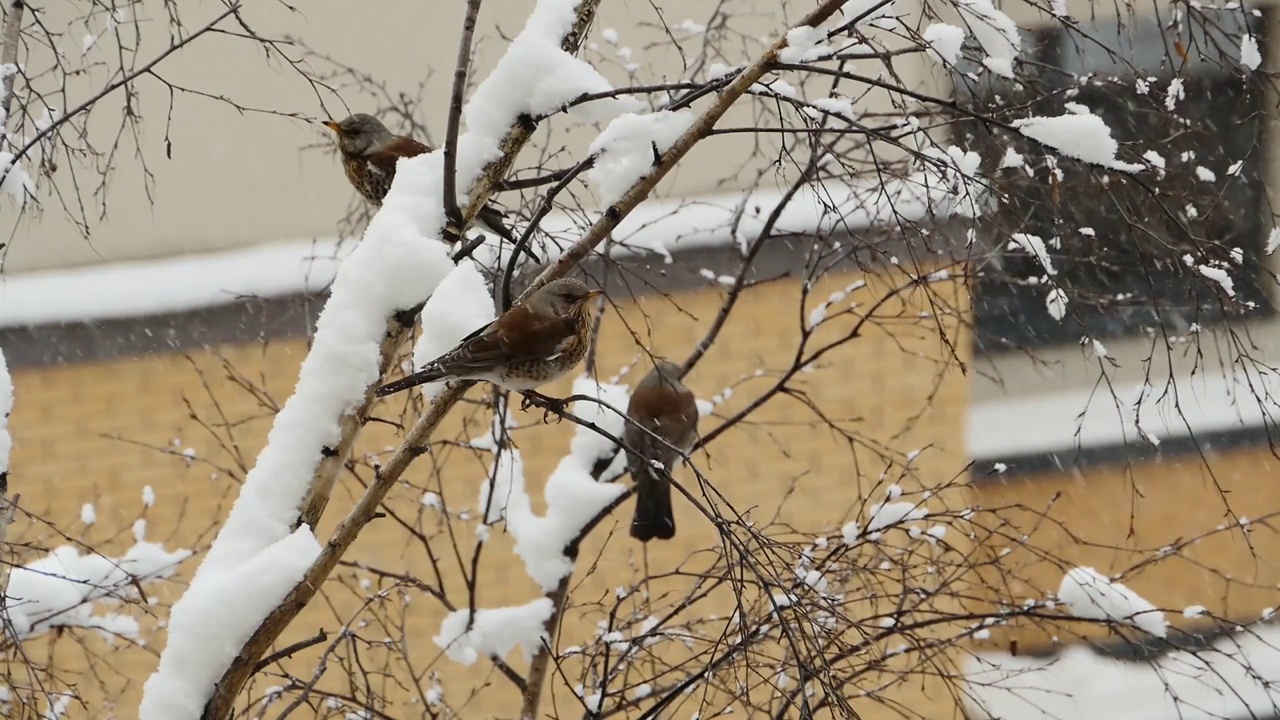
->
[4,266,974,719]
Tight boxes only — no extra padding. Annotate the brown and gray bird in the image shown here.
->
[375,278,603,397]
[324,113,536,260]
[624,359,699,542]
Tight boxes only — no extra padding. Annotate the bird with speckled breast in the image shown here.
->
[375,278,603,397]
[324,113,537,261]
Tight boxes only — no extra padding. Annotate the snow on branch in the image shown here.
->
[6,539,191,640]
[433,598,555,665]
[143,60,461,720]
[411,260,496,404]
[1014,106,1143,172]
[146,1,640,715]
[957,0,1020,77]
[1058,566,1169,637]
[476,378,630,592]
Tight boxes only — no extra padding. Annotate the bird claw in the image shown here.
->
[519,392,567,423]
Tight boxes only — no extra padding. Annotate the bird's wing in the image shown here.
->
[435,304,577,372]
[365,135,432,177]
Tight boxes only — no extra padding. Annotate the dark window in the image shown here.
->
[954,13,1272,352]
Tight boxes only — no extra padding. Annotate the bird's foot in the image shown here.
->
[519,391,567,423]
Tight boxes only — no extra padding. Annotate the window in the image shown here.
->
[954,13,1272,352]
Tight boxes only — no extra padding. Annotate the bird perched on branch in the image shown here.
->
[323,113,537,261]
[624,359,699,543]
[375,278,603,397]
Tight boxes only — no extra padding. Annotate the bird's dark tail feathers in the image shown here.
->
[476,206,541,264]
[630,461,676,542]
[374,365,447,397]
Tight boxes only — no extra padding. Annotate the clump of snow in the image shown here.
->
[1165,78,1185,111]
[1240,34,1262,71]
[462,5,640,147]
[1007,233,1057,276]
[1199,265,1235,297]
[1057,566,1168,637]
[433,598,554,665]
[808,96,856,122]
[6,540,191,640]
[1046,288,1068,320]
[1266,228,1280,256]
[677,19,706,35]
[922,23,966,66]
[1013,111,1141,172]
[1183,604,1208,619]
[481,445,627,591]
[141,485,156,508]
[141,528,319,718]
[866,501,929,533]
[0,152,35,204]
[588,110,695,206]
[1194,166,1216,182]
[999,147,1024,169]
[957,0,1020,77]
[80,503,96,525]
[779,25,833,63]
[920,145,985,218]
[410,260,497,402]
[708,63,738,79]
[567,376,632,481]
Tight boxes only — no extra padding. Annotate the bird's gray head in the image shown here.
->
[323,113,394,155]
[530,278,603,317]
[641,358,687,389]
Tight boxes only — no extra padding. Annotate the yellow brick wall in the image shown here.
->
[4,267,974,719]
[968,447,1280,652]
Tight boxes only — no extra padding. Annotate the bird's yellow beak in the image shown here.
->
[585,289,604,300]
[323,120,342,134]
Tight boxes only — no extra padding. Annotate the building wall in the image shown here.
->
[0,0,936,274]
[3,263,973,718]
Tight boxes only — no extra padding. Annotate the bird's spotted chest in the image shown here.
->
[343,156,393,205]
[498,327,590,388]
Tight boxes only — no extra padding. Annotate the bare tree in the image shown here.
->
[4,0,1280,718]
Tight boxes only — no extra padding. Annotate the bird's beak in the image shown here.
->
[585,289,604,300]
[322,120,342,134]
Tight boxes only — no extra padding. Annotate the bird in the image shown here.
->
[624,359,699,543]
[323,113,538,261]
[375,278,603,397]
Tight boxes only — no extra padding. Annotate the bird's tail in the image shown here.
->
[374,365,446,397]
[630,460,677,542]
[476,206,541,263]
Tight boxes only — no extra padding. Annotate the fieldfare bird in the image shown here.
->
[375,278,603,397]
[324,113,536,260]
[624,359,699,543]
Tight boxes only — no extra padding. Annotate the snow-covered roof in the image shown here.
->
[0,175,973,330]
[967,365,1280,463]
[964,623,1280,720]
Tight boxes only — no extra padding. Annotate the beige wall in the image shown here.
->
[0,0,937,274]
